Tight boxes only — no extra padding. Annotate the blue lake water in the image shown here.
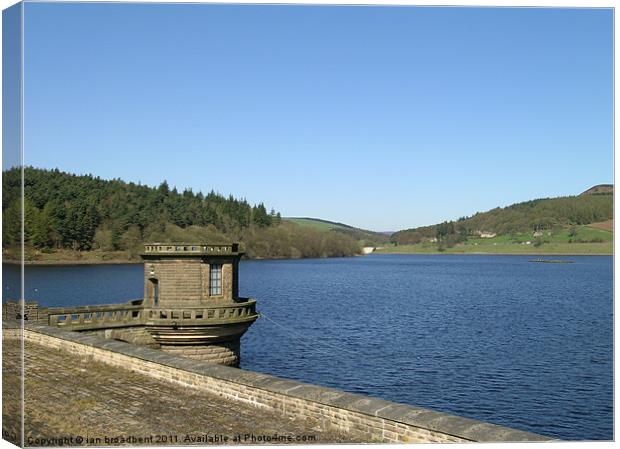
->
[2,254,613,440]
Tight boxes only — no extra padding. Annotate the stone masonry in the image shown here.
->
[3,301,44,322]
[3,333,357,446]
[140,243,258,366]
[1,243,259,367]
[4,325,554,444]
[145,258,205,305]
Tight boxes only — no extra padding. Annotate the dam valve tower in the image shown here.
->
[141,243,258,366]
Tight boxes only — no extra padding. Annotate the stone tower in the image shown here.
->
[141,243,258,366]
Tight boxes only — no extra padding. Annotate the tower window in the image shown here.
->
[209,264,222,296]
[149,278,159,306]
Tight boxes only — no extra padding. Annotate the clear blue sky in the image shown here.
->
[18,3,613,231]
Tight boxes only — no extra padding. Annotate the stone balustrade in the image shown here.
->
[4,298,258,332]
[47,303,145,330]
[144,299,257,325]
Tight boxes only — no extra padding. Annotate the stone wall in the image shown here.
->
[146,259,204,306]
[201,259,234,300]
[222,262,233,300]
[144,258,236,304]
[161,340,240,366]
[8,324,554,444]
[85,327,160,349]
[200,262,211,299]
[2,301,47,323]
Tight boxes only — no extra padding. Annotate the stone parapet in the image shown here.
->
[46,302,144,330]
[9,324,555,444]
[142,243,241,257]
[17,299,257,332]
[3,300,45,323]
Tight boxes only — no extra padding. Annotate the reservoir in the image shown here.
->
[2,254,613,440]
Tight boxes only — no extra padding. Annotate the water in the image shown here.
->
[2,254,613,440]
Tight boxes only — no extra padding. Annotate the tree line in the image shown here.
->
[391,193,613,246]
[2,167,360,259]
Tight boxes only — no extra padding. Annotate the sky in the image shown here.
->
[9,3,614,231]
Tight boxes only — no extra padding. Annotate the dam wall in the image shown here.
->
[7,324,552,444]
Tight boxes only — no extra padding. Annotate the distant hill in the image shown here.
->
[392,189,613,245]
[285,217,390,245]
[580,184,613,196]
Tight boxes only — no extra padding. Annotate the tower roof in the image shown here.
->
[141,243,241,257]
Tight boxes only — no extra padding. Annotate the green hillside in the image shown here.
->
[285,217,346,231]
[285,217,390,246]
[2,167,361,261]
[387,188,613,254]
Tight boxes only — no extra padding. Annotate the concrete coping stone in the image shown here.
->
[273,383,347,404]
[45,302,141,314]
[20,324,554,443]
[245,376,304,393]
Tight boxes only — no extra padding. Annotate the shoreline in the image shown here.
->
[372,251,612,256]
[2,259,143,266]
[3,251,612,266]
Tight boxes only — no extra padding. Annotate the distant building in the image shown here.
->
[479,231,497,238]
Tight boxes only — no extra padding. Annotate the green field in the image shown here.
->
[284,217,346,231]
[376,225,613,255]
[376,242,612,255]
[464,226,612,245]
[284,217,391,245]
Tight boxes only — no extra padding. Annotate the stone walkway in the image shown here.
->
[2,340,360,446]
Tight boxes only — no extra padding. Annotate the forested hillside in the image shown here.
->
[2,167,360,260]
[391,191,613,246]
